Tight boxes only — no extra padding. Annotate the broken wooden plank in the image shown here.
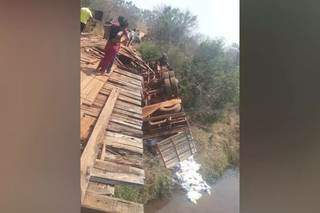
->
[81,88,120,203]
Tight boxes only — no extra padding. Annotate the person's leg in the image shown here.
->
[81,22,85,33]
[105,57,116,74]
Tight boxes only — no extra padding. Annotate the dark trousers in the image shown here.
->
[80,22,86,33]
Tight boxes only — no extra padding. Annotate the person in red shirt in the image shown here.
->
[96,16,129,74]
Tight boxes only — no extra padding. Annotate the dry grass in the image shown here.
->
[192,108,239,183]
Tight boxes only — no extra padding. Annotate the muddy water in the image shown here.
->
[145,169,239,213]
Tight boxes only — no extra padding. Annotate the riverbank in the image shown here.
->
[145,168,239,213]
[191,108,239,183]
[113,108,239,207]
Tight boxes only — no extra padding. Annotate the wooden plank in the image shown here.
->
[104,139,143,154]
[113,108,142,120]
[92,93,108,108]
[107,121,143,138]
[87,182,114,196]
[91,168,144,186]
[108,77,141,91]
[158,135,189,150]
[115,103,142,116]
[103,83,142,99]
[116,100,142,114]
[81,88,120,203]
[171,139,180,161]
[82,75,109,106]
[157,132,187,146]
[160,140,190,156]
[114,67,143,81]
[100,87,142,106]
[107,81,141,94]
[156,144,166,168]
[111,113,143,126]
[81,104,101,118]
[110,72,142,86]
[81,74,94,91]
[94,160,144,177]
[105,131,143,147]
[80,115,96,141]
[83,192,143,213]
[110,117,142,130]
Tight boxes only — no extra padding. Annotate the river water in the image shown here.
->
[145,169,239,213]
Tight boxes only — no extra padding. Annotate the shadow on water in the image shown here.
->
[145,169,239,213]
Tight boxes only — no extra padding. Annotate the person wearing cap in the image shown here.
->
[80,7,93,33]
[96,16,129,74]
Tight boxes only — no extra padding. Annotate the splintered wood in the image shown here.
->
[81,35,144,213]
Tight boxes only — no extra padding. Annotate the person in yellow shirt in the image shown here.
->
[80,7,93,33]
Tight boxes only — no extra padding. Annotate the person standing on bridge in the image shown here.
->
[96,16,129,74]
[80,7,93,33]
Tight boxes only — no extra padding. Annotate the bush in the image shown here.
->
[137,41,162,62]
[114,185,140,203]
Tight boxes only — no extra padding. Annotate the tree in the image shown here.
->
[147,6,198,45]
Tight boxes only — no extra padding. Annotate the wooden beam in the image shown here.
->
[91,166,144,186]
[81,88,120,203]
[83,192,143,213]
[94,159,144,176]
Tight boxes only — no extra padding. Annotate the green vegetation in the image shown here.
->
[137,42,162,62]
[114,152,172,204]
[141,154,172,202]
[114,185,140,203]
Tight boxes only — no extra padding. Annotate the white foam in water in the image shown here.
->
[174,156,211,204]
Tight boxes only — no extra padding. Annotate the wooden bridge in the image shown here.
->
[80,36,144,213]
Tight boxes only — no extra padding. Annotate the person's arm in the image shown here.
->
[123,29,129,40]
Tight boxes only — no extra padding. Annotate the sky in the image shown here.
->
[130,0,239,45]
